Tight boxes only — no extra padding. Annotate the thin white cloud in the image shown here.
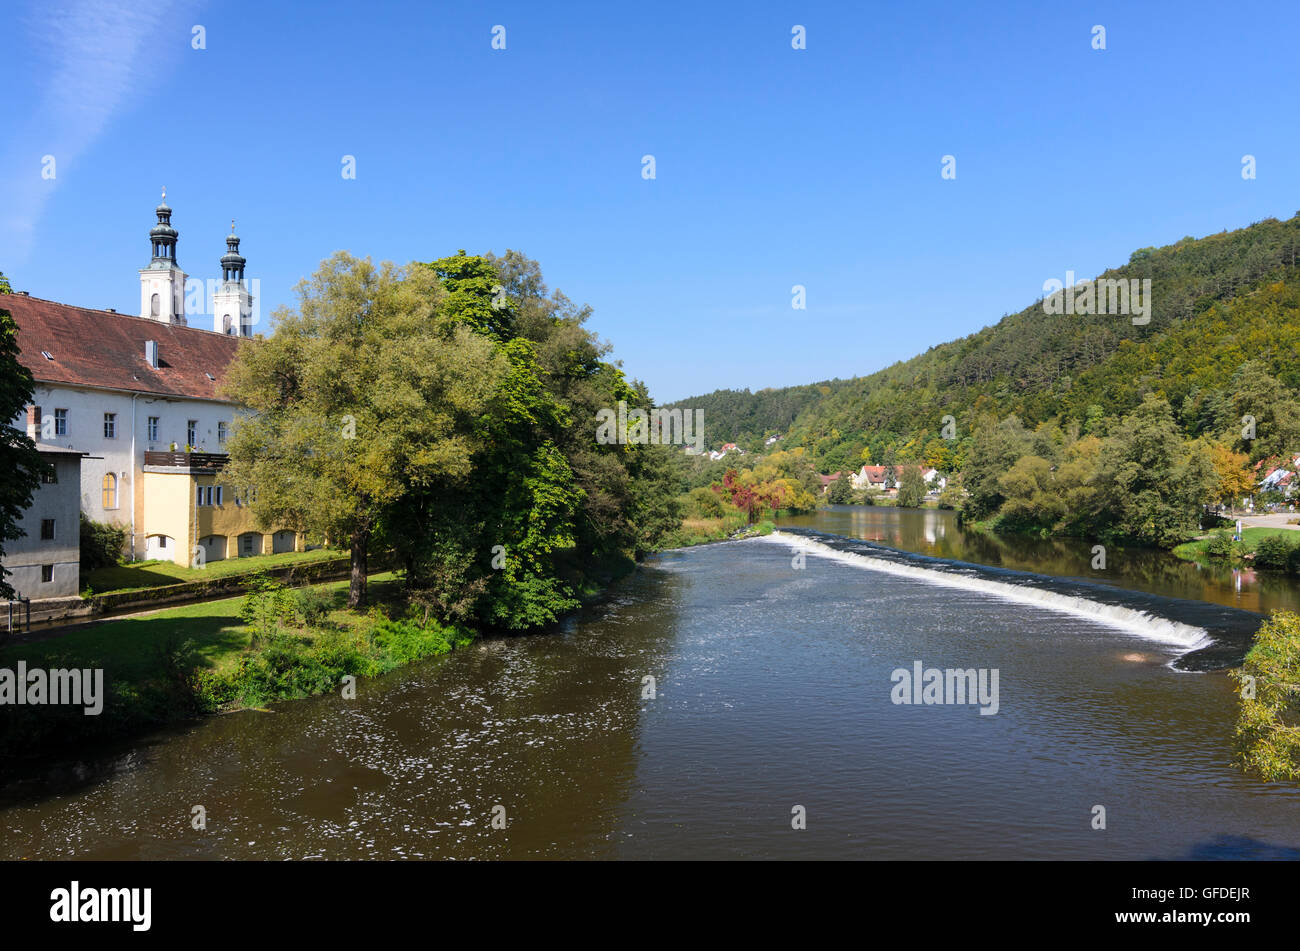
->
[0,0,199,264]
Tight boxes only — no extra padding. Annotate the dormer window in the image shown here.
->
[40,350,53,360]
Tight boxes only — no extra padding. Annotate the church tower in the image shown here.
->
[212,222,253,336]
[138,189,188,325]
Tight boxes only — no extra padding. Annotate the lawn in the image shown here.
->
[3,572,401,680]
[82,547,345,596]
[0,572,420,758]
[1173,527,1299,562]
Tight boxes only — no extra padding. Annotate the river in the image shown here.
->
[3,507,1300,859]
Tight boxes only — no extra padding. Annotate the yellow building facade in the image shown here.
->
[140,452,301,566]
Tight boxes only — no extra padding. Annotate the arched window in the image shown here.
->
[222,314,232,334]
[150,293,160,317]
[102,472,118,509]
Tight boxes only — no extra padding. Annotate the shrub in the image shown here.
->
[1253,534,1296,570]
[1205,529,1237,561]
[238,574,296,644]
[294,586,333,626]
[80,514,127,572]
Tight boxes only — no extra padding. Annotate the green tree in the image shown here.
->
[222,253,505,607]
[962,416,1035,519]
[1095,396,1217,546]
[0,279,47,599]
[1232,612,1300,781]
[896,466,927,508]
[397,251,680,630]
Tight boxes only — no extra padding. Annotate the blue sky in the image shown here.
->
[3,0,1298,402]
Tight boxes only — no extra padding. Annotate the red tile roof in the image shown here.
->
[2,294,243,402]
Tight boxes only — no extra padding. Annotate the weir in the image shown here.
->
[762,529,1265,671]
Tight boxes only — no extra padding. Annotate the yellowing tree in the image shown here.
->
[1208,441,1256,508]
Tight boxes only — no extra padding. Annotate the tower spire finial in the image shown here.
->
[161,185,166,201]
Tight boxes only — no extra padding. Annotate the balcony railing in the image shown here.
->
[143,451,230,471]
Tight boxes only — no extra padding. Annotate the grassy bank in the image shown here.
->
[1173,527,1294,562]
[83,548,344,596]
[0,571,471,760]
[659,514,774,549]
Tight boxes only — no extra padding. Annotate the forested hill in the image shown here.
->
[670,212,1300,471]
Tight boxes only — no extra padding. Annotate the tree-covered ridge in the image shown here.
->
[659,382,850,452]
[671,214,1300,471]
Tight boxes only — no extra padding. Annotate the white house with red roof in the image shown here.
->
[3,198,295,572]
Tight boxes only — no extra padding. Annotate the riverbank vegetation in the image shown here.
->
[0,572,470,758]
[656,447,820,547]
[1232,611,1300,781]
[1182,527,1300,572]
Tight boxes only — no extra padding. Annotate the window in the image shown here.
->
[41,565,54,583]
[159,536,168,549]
[215,485,223,505]
[218,421,228,445]
[40,350,54,361]
[242,534,256,555]
[40,519,55,540]
[41,465,57,485]
[151,293,160,316]
[54,408,68,436]
[147,416,159,441]
[104,413,117,438]
[102,473,118,510]
[187,420,198,447]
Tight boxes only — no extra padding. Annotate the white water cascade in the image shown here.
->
[761,531,1210,652]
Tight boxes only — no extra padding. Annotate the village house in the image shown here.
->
[850,464,946,494]
[3,197,297,573]
[1257,454,1300,498]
